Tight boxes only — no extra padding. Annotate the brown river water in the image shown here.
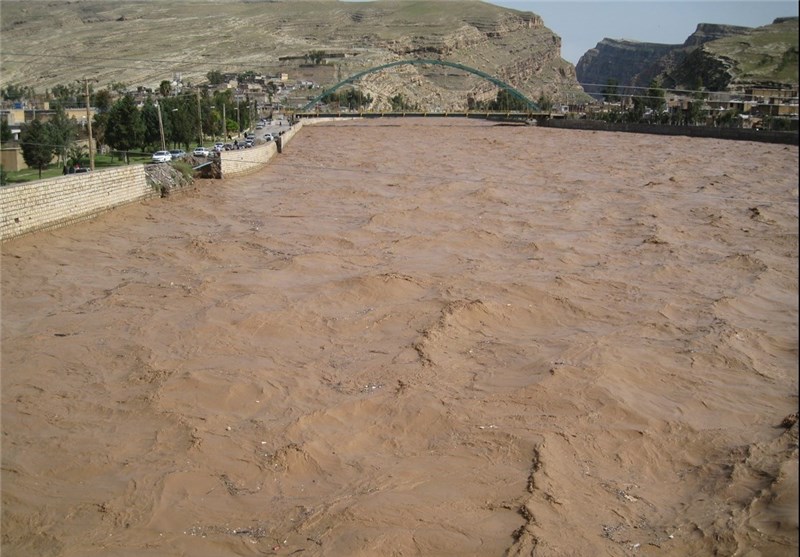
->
[2,119,798,556]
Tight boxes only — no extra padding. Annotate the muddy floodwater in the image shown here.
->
[2,119,798,556]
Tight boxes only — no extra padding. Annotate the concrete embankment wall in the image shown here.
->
[1,165,155,242]
[538,119,799,146]
[1,121,308,242]
[278,119,304,147]
[220,142,278,177]
[219,120,306,177]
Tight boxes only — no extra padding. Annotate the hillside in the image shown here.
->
[0,0,590,110]
[689,17,799,88]
[576,18,798,96]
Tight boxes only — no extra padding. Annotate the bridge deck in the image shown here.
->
[293,111,563,121]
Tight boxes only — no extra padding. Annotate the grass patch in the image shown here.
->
[3,152,156,184]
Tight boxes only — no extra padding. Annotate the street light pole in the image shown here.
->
[156,102,166,151]
[196,90,203,147]
[84,78,95,170]
[222,104,227,141]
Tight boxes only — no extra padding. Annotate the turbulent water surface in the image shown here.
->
[2,119,798,556]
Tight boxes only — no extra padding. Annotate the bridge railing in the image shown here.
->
[291,110,562,122]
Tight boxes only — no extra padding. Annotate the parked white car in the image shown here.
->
[193,146,210,157]
[151,150,172,163]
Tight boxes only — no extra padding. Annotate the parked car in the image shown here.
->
[244,139,254,147]
[151,150,172,163]
[214,142,224,152]
[264,133,275,141]
[193,146,210,157]
[169,149,186,160]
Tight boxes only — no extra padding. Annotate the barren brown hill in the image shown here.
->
[0,0,588,110]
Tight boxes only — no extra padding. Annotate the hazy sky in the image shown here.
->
[486,1,799,64]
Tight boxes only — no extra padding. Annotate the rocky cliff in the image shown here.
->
[691,17,799,89]
[574,21,796,97]
[681,23,752,47]
[0,0,591,111]
[575,39,680,97]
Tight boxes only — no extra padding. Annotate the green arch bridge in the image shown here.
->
[293,59,558,122]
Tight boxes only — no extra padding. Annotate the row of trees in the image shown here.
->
[320,88,373,110]
[469,89,548,112]
[598,78,744,127]
[316,87,549,113]
[17,104,86,178]
[3,81,130,109]
[15,89,257,177]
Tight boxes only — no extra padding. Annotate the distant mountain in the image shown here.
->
[576,18,798,98]
[0,0,591,111]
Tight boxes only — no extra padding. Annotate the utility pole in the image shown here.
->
[222,104,227,141]
[156,102,166,151]
[84,78,95,170]
[196,90,203,147]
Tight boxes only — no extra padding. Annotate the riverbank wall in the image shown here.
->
[1,121,307,242]
[0,165,156,242]
[538,119,799,145]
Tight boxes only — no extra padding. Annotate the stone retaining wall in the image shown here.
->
[218,121,306,177]
[6,117,792,243]
[1,165,154,242]
[219,141,278,178]
[1,122,307,242]
[278,119,304,147]
[538,119,799,146]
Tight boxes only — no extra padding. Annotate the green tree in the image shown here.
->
[47,103,78,165]
[66,143,89,168]
[265,82,278,104]
[321,88,372,110]
[308,50,326,65]
[140,99,162,150]
[109,82,128,95]
[390,94,417,111]
[167,102,195,149]
[92,112,109,153]
[715,109,738,128]
[482,89,531,111]
[602,79,620,103]
[105,94,144,163]
[645,79,666,112]
[93,89,113,112]
[207,70,224,86]
[159,80,172,97]
[686,99,705,125]
[51,83,78,105]
[225,118,239,135]
[0,119,12,143]
[20,119,54,178]
[535,93,552,112]
[2,83,33,102]
[682,85,707,125]
[627,96,646,122]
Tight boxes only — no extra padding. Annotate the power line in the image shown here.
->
[2,51,218,68]
[3,50,745,99]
